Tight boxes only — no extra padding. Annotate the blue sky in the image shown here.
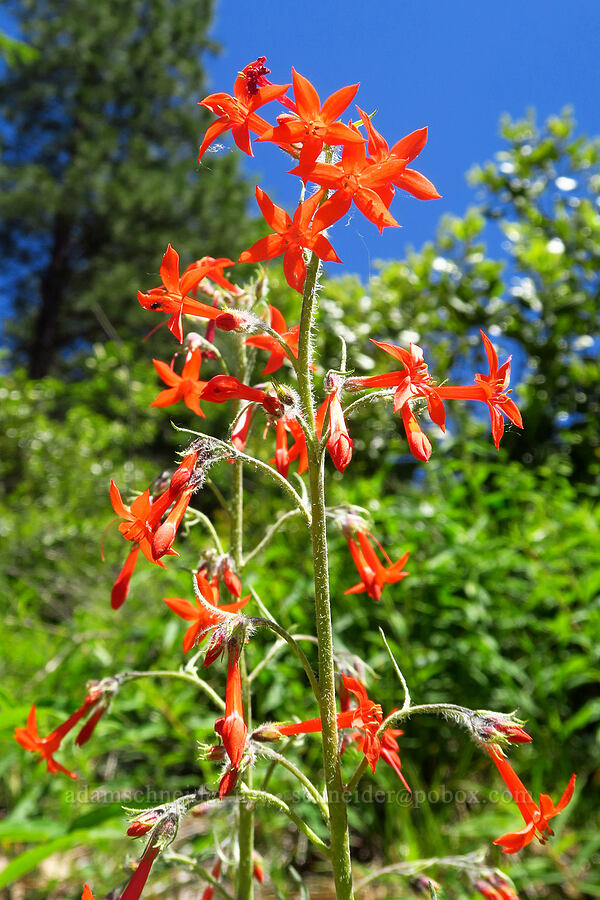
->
[205,0,599,279]
[1,0,598,288]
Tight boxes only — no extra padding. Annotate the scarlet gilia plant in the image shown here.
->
[15,58,576,900]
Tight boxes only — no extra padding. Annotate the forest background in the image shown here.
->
[0,0,599,898]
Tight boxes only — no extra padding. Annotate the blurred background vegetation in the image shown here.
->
[1,1,599,898]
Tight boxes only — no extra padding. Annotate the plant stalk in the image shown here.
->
[231,334,254,900]
[297,250,354,900]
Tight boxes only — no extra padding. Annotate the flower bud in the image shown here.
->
[251,724,283,743]
[126,808,165,838]
[472,710,532,746]
[410,875,441,895]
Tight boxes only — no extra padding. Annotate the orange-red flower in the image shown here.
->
[256,69,363,171]
[151,484,195,560]
[151,347,207,417]
[82,887,94,900]
[200,860,222,900]
[345,530,409,601]
[120,841,161,900]
[15,689,107,779]
[108,449,203,607]
[487,745,576,853]
[201,374,282,416]
[436,331,523,449]
[214,648,247,771]
[238,187,341,293]
[355,339,445,425]
[276,675,409,786]
[198,69,290,159]
[291,132,408,232]
[164,572,249,655]
[245,304,300,374]
[267,416,308,478]
[357,107,441,201]
[316,380,353,472]
[137,245,224,343]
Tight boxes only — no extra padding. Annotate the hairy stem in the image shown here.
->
[297,250,354,900]
[231,335,254,900]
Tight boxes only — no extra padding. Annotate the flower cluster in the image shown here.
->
[13,57,575,900]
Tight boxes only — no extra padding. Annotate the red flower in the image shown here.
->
[436,331,523,449]
[487,745,576,853]
[109,449,203,607]
[15,690,106,779]
[214,649,247,770]
[200,859,222,900]
[357,107,441,201]
[245,304,301,374]
[181,256,242,297]
[345,530,409,601]
[151,484,195,560]
[316,382,353,472]
[267,416,308,478]
[231,405,254,452]
[110,545,140,610]
[137,245,223,343]
[164,573,248,654]
[276,675,410,786]
[357,339,445,425]
[197,555,242,598]
[198,70,290,159]
[120,842,161,900]
[291,132,408,232]
[151,348,207,418]
[348,338,445,462]
[238,187,341,293]
[82,887,94,900]
[201,374,282,416]
[256,69,363,171]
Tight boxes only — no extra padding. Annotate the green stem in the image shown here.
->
[297,250,354,900]
[249,615,320,702]
[122,669,224,710]
[231,335,254,900]
[239,786,330,855]
[165,852,235,900]
[257,746,329,820]
[243,508,303,566]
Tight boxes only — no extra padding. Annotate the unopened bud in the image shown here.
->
[216,311,247,332]
[126,808,165,838]
[199,743,228,761]
[251,724,283,743]
[410,875,441,896]
[472,710,531,746]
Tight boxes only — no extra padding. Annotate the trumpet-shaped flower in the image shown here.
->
[436,331,523,449]
[164,573,249,654]
[345,530,409,601]
[214,649,247,770]
[357,107,441,201]
[137,245,224,343]
[200,374,282,416]
[275,675,409,786]
[151,348,207,417]
[291,133,408,232]
[15,688,107,779]
[198,69,290,159]
[256,69,363,170]
[245,304,300,374]
[238,187,341,293]
[487,745,576,853]
[316,382,353,472]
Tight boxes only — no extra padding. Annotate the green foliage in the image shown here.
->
[2,110,599,897]
[0,0,258,376]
